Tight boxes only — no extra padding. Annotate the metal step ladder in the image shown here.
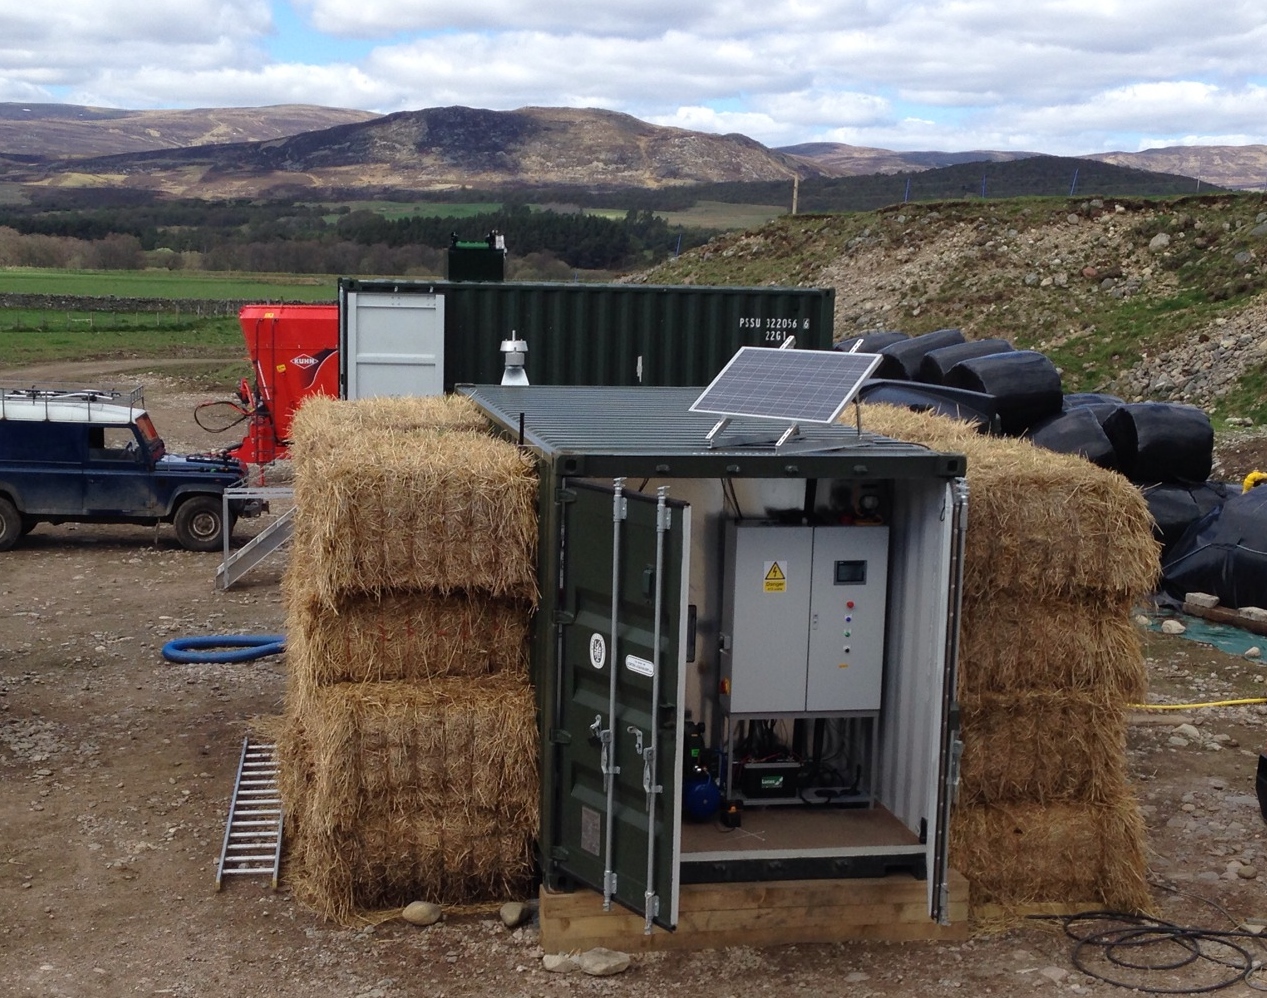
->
[216,736,283,890]
[216,502,295,591]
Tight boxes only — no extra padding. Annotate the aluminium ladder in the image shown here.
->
[216,736,283,890]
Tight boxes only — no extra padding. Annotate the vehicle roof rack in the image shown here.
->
[0,383,146,421]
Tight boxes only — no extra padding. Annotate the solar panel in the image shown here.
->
[691,347,882,424]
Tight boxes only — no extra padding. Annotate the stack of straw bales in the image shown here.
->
[277,395,540,923]
[862,405,1159,913]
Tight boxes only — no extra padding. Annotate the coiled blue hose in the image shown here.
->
[162,634,287,664]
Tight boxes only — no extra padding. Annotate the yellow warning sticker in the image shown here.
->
[763,561,787,593]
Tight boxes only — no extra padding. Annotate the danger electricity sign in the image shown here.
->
[763,561,787,593]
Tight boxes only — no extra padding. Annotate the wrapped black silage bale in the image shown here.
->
[875,328,965,380]
[1063,392,1124,411]
[1102,403,1213,483]
[858,379,997,430]
[1143,481,1237,554]
[1028,409,1118,469]
[1161,486,1267,608]
[944,350,1063,435]
[918,339,1015,385]
[835,330,909,353]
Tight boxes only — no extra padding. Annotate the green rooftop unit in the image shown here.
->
[459,384,969,936]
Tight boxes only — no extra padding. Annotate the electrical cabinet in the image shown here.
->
[721,522,889,714]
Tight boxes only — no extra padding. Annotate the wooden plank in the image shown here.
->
[680,875,929,911]
[539,870,970,952]
[1182,601,1267,636]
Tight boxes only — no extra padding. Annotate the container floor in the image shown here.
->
[680,803,920,861]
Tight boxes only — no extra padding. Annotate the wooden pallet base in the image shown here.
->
[539,871,969,952]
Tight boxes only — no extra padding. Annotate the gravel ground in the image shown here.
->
[3,365,1267,997]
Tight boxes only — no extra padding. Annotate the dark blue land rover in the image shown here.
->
[0,385,254,552]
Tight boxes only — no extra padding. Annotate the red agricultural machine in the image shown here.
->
[198,304,339,465]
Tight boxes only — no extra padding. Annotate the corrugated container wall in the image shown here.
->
[338,279,834,392]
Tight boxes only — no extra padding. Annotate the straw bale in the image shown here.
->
[285,591,532,691]
[289,395,490,464]
[958,691,1128,806]
[958,596,1147,701]
[860,404,1160,600]
[288,426,539,606]
[272,713,315,840]
[297,679,539,831]
[949,798,1150,913]
[290,811,534,924]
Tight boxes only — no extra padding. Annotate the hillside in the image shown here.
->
[0,103,379,159]
[788,142,1267,191]
[634,193,1267,420]
[6,106,825,198]
[779,142,1036,175]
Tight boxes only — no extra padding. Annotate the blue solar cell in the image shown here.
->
[690,347,882,424]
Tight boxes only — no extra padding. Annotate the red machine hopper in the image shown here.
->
[228,304,338,464]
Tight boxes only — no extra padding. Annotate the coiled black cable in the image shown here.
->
[1031,911,1265,994]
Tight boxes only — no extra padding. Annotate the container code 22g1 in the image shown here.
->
[738,317,813,342]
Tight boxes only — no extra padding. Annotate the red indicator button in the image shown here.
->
[846,601,855,609]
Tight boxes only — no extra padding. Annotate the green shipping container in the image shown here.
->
[338,279,834,395]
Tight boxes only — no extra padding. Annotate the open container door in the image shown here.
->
[553,481,690,931]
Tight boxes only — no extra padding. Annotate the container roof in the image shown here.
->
[460,385,966,480]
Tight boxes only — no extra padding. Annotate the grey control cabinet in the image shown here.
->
[721,522,889,714]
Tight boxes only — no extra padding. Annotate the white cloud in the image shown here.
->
[2,0,1267,154]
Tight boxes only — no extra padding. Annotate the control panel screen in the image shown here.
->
[834,559,867,585]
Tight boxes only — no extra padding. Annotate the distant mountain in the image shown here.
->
[779,142,1037,175]
[0,103,380,159]
[784,140,1267,191]
[5,106,826,198]
[1084,145,1267,191]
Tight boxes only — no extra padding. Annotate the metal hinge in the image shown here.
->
[548,729,572,745]
[554,488,577,504]
[552,610,576,626]
[550,846,570,861]
[604,871,618,895]
[947,734,964,806]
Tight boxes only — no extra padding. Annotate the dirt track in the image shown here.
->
[4,365,1267,997]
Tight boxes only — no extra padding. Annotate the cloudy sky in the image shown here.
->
[3,0,1266,155]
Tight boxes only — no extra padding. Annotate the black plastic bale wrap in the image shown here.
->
[857,379,997,429]
[1028,408,1118,469]
[835,330,908,353]
[1103,403,1214,483]
[917,339,1014,385]
[1162,486,1267,608]
[1144,481,1237,554]
[1063,392,1124,411]
[875,328,965,380]
[943,350,1063,435]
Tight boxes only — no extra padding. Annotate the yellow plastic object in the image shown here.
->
[1243,470,1267,493]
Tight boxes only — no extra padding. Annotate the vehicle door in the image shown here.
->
[84,424,161,514]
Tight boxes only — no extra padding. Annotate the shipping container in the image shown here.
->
[460,383,970,949]
[339,279,835,398]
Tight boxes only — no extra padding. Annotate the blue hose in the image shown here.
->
[162,634,287,664]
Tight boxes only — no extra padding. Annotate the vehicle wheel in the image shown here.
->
[174,496,226,552]
[0,498,21,551]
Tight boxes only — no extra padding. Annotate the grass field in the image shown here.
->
[314,200,501,222]
[0,268,337,300]
[0,312,243,368]
[586,201,789,230]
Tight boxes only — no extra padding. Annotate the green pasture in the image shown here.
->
[0,268,336,301]
[315,200,501,223]
[0,311,242,368]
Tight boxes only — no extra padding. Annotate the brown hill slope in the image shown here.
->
[634,194,1267,418]
[0,104,379,159]
[1085,146,1267,191]
[779,142,1036,175]
[15,106,826,198]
